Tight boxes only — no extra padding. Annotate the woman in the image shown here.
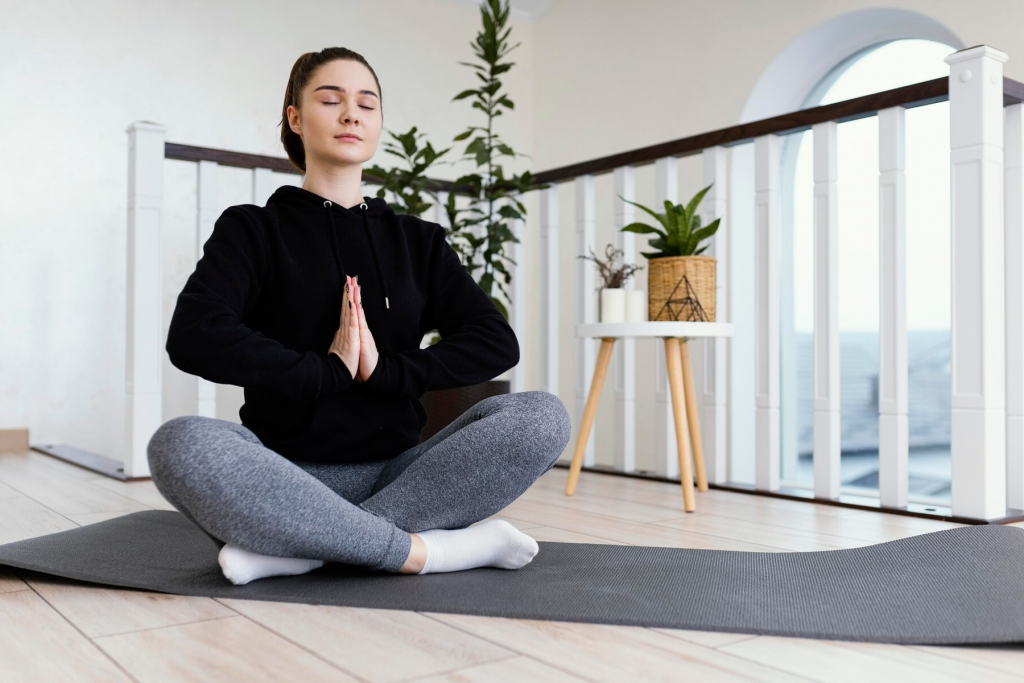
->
[147,47,572,585]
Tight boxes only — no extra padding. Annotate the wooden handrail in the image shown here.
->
[164,142,468,194]
[164,76,1024,191]
[533,77,1024,185]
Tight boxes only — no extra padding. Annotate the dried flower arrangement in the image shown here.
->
[577,244,644,290]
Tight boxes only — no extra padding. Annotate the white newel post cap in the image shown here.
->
[943,44,1009,66]
[125,120,168,134]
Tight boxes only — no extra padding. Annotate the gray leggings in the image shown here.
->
[146,390,572,573]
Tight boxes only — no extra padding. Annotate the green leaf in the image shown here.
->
[497,204,521,220]
[452,88,479,101]
[618,195,671,233]
[620,222,664,236]
[689,219,720,246]
[453,130,473,141]
[662,201,682,249]
[675,205,692,245]
[684,183,714,224]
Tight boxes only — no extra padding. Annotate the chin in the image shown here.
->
[320,152,369,167]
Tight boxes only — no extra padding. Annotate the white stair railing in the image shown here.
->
[118,45,1022,520]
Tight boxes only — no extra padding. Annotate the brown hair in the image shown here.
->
[279,47,383,173]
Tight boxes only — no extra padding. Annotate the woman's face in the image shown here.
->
[288,59,382,170]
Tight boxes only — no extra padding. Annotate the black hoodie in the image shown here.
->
[165,184,520,464]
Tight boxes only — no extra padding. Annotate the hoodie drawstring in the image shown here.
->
[323,199,390,311]
[361,203,390,310]
[323,201,348,285]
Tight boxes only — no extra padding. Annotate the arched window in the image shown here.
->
[782,39,956,505]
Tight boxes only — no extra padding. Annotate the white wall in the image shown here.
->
[0,0,535,462]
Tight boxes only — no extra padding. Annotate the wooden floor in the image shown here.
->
[1,449,1022,683]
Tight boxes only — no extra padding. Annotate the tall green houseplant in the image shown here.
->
[366,126,452,217]
[444,0,549,321]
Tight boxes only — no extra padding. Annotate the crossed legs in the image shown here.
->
[147,391,572,579]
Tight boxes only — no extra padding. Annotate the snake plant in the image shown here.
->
[619,182,721,259]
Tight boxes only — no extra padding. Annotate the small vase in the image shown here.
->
[600,288,625,323]
[625,289,646,322]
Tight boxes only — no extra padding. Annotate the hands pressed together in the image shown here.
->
[329,275,379,383]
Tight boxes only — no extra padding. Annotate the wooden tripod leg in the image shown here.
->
[664,337,696,512]
[680,339,708,492]
[565,337,616,496]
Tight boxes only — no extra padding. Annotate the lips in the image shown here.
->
[336,134,361,141]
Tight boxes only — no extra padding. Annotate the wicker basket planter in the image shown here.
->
[418,380,511,442]
[647,255,717,322]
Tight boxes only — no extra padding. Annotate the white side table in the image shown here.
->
[566,321,735,512]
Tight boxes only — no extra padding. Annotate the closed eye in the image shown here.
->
[323,102,374,110]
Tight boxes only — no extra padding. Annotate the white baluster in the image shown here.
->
[124,120,167,478]
[540,186,560,398]
[1006,103,1024,511]
[613,165,637,473]
[878,106,909,508]
[654,157,681,478]
[945,45,1009,519]
[252,167,276,206]
[701,146,728,484]
[813,121,841,500]
[755,134,781,491]
[432,190,449,227]
[509,191,527,393]
[195,160,219,419]
[576,174,597,467]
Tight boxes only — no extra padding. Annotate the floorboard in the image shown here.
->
[0,449,1016,683]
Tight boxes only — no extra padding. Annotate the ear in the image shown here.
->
[286,105,302,136]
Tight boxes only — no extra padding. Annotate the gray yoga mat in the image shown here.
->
[1,510,1023,645]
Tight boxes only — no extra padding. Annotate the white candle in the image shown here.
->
[600,288,625,322]
[625,289,646,322]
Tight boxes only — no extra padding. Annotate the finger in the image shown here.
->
[356,291,369,333]
[350,283,359,328]
[341,276,349,319]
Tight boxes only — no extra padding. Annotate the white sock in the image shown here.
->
[218,543,324,586]
[416,519,540,574]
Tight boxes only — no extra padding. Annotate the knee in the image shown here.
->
[147,415,247,480]
[517,391,572,464]
[147,415,204,476]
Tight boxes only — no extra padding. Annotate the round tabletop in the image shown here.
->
[576,321,735,338]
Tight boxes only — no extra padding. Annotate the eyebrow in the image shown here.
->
[312,85,379,99]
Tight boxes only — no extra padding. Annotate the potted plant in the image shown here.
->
[417,0,548,440]
[619,183,721,328]
[577,244,644,323]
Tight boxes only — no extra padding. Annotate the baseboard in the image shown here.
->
[552,461,1024,525]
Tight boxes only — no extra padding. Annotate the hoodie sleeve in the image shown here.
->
[361,223,520,399]
[165,206,354,403]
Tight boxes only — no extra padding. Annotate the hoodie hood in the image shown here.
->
[267,184,396,311]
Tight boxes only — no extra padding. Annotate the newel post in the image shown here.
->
[124,120,167,478]
[945,45,1009,519]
